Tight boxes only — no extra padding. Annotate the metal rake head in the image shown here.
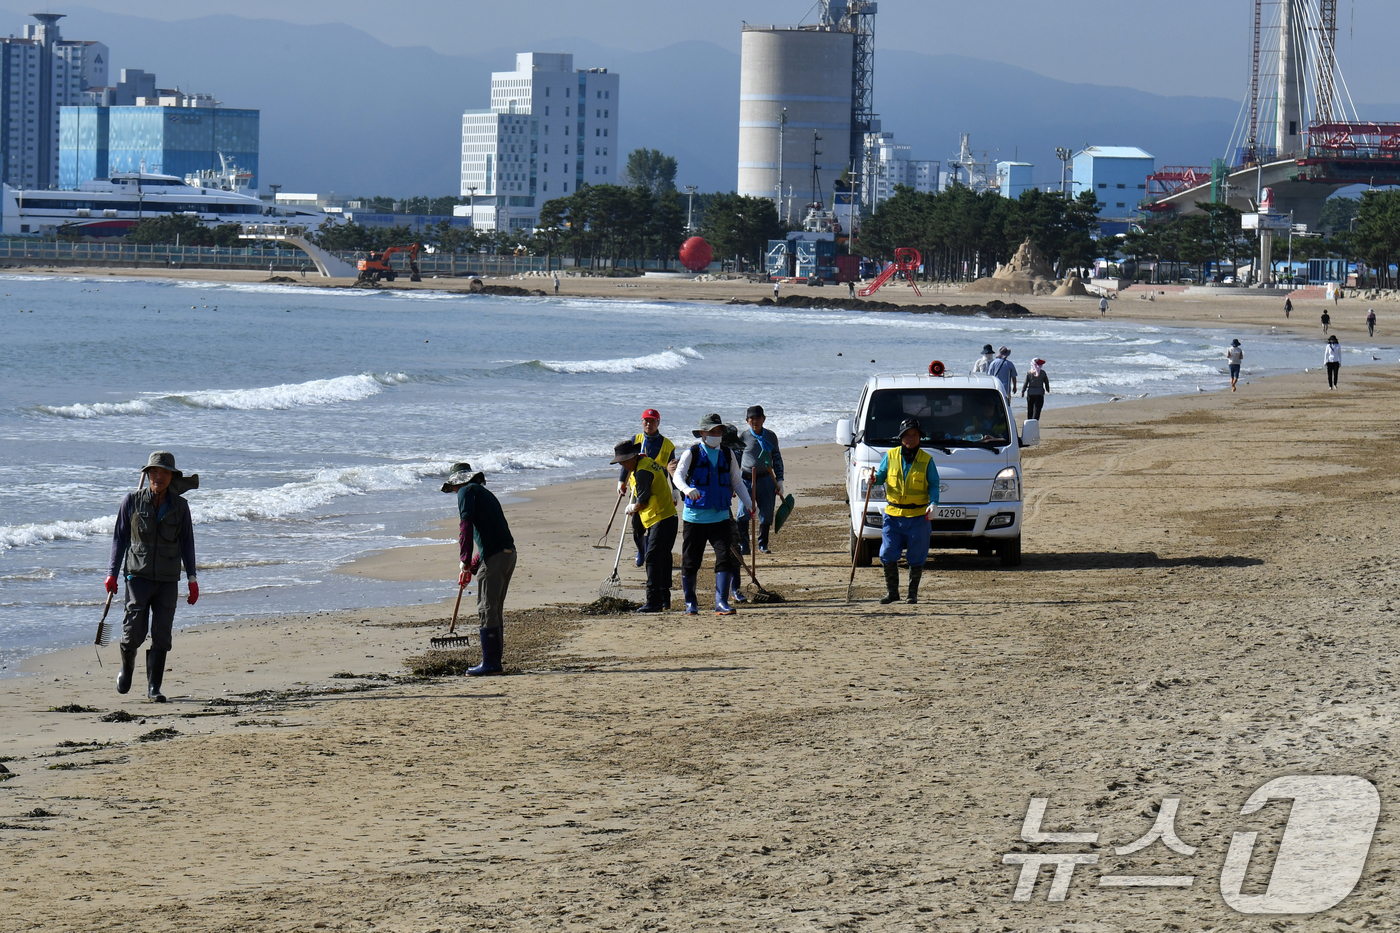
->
[598,573,624,601]
[94,620,113,647]
[429,633,474,649]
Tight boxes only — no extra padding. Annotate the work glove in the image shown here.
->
[458,561,472,587]
[776,482,785,499]
[685,489,702,503]
[187,580,199,605]
[626,502,639,515]
[617,481,626,495]
[104,575,119,595]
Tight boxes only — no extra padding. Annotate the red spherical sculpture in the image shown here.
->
[678,236,713,273]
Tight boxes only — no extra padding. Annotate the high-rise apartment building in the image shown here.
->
[459,52,619,232]
[1,13,108,189]
[864,131,939,209]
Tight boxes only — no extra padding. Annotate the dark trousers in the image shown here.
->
[1026,394,1045,420]
[1326,361,1341,387]
[121,576,178,652]
[737,473,776,550]
[681,519,739,575]
[630,511,646,559]
[477,548,516,631]
[643,515,677,606]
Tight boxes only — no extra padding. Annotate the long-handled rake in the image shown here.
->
[600,493,636,599]
[846,468,878,602]
[430,582,474,649]
[592,485,628,549]
[729,540,783,603]
[92,591,115,666]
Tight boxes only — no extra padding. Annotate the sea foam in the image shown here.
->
[36,373,409,419]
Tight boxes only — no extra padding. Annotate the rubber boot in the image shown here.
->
[731,574,748,604]
[146,648,167,703]
[116,644,137,695]
[758,521,772,554]
[714,571,737,616]
[682,573,698,616]
[468,627,504,676]
[879,563,901,604]
[906,566,923,605]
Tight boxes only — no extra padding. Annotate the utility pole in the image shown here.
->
[776,108,787,221]
[684,185,698,232]
[1055,148,1072,197]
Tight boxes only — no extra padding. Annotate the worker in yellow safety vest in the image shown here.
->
[619,408,678,568]
[870,417,940,606]
[610,437,678,612]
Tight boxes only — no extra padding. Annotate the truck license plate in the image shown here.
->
[936,507,966,519]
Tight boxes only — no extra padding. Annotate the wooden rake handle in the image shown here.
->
[447,583,466,635]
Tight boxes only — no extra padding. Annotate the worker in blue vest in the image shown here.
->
[619,408,677,567]
[870,418,940,605]
[675,413,754,616]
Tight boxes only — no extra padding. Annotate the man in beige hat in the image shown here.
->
[442,461,515,676]
[105,451,199,702]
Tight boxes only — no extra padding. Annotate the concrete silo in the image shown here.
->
[737,26,853,218]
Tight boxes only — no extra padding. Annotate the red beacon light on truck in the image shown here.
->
[928,360,945,376]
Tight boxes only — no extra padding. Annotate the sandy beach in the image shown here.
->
[3,338,1397,930]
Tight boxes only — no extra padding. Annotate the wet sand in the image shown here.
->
[3,361,1397,931]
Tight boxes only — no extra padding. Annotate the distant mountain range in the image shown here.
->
[8,7,1395,197]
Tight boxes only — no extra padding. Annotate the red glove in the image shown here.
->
[458,568,472,587]
[187,580,199,605]
[104,575,118,595]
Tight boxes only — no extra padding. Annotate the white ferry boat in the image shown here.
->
[2,165,325,237]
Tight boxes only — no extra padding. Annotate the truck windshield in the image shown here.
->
[863,388,1011,447]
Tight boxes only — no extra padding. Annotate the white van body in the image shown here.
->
[835,372,1039,567]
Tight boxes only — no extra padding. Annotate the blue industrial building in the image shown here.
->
[1072,146,1155,236]
[58,105,259,190]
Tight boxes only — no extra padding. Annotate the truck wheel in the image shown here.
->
[850,532,873,567]
[998,536,1022,567]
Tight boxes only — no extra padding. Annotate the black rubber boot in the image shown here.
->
[682,573,698,615]
[906,566,924,605]
[758,521,772,553]
[146,648,167,703]
[468,627,504,676]
[879,563,901,604]
[116,644,137,695]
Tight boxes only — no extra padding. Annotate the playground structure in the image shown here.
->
[859,248,922,298]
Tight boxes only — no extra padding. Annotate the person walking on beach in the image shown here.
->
[610,439,678,613]
[848,281,856,299]
[442,462,515,676]
[620,409,676,567]
[675,414,754,616]
[1225,339,1244,392]
[1324,335,1342,389]
[773,281,780,300]
[1284,297,1293,319]
[1368,308,1376,337]
[1099,295,1109,317]
[105,451,199,703]
[1321,309,1331,334]
[1022,358,1050,420]
[737,405,785,555]
[553,273,560,295]
[972,343,995,374]
[988,346,1018,401]
[872,418,939,606]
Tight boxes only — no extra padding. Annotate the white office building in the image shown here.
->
[865,131,939,209]
[459,52,619,232]
[1,13,108,190]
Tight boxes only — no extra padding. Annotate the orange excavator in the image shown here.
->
[357,243,422,283]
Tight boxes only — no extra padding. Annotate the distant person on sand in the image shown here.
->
[848,281,856,299]
[872,418,939,606]
[1022,358,1050,419]
[1324,335,1342,389]
[1321,310,1331,334]
[988,346,1018,400]
[553,272,560,295]
[1284,297,1293,319]
[773,281,780,300]
[972,343,995,374]
[442,462,515,676]
[1368,308,1376,337]
[1225,339,1244,392]
[1099,296,1108,317]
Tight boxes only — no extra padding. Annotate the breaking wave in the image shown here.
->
[525,347,703,374]
[34,373,411,419]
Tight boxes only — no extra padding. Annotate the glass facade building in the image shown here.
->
[59,105,259,189]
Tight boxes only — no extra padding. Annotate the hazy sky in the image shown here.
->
[21,0,1398,103]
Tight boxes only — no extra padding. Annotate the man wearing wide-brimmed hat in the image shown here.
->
[674,413,754,616]
[105,451,199,702]
[610,438,678,613]
[442,461,515,676]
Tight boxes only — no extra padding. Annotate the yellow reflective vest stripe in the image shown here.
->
[884,448,933,518]
[631,456,677,527]
[634,432,675,468]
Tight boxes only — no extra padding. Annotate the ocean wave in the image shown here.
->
[0,516,114,550]
[34,373,410,419]
[526,347,704,375]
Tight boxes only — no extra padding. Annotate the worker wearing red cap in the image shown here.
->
[619,408,678,574]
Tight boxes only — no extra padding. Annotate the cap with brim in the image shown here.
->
[141,450,182,478]
[692,412,724,437]
[642,408,660,421]
[440,461,476,492]
[998,346,1011,356]
[898,418,922,436]
[721,423,743,450]
[609,439,642,465]
[982,344,994,354]
[1231,339,1241,346]
[1034,358,1046,365]
[746,405,765,420]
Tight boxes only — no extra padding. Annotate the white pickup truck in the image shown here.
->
[836,371,1039,568]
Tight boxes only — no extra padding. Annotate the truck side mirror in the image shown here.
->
[1020,419,1040,448]
[836,418,854,447]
